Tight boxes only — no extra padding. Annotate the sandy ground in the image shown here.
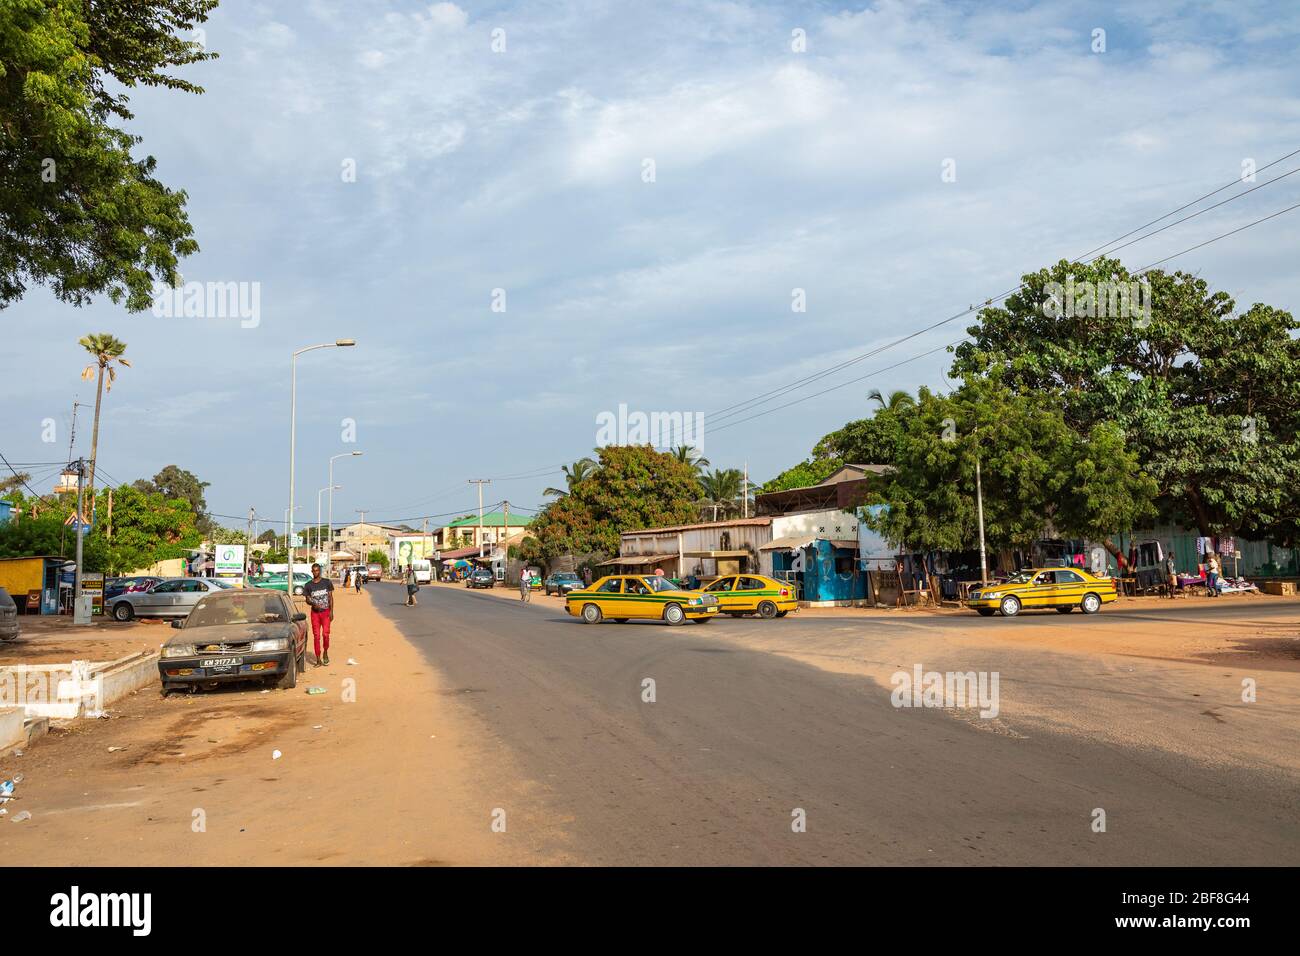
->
[0,588,559,865]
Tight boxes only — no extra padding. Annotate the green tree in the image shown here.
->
[867,388,916,412]
[951,257,1300,541]
[207,526,248,546]
[697,467,745,521]
[866,377,1157,556]
[96,483,200,573]
[366,549,389,570]
[78,332,130,503]
[133,464,210,530]
[543,458,599,499]
[669,445,710,478]
[526,445,700,559]
[1,0,217,310]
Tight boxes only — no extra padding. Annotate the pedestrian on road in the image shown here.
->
[581,566,592,587]
[1205,552,1221,597]
[302,563,334,666]
[519,566,531,603]
[343,568,351,589]
[354,567,363,593]
[405,563,419,606]
[1165,549,1178,598]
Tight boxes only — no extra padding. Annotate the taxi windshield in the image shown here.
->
[1005,572,1034,585]
[643,576,677,592]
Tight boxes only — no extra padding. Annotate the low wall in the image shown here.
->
[0,650,158,720]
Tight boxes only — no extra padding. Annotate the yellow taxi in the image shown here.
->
[965,567,1118,617]
[700,574,798,619]
[565,574,721,625]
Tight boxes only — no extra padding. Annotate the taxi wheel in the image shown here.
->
[692,617,712,624]
[1055,606,1074,614]
[112,602,134,622]
[975,608,995,617]
[775,610,789,617]
[1080,593,1102,614]
[663,603,686,626]
[757,601,778,619]
[999,595,1021,617]
[581,603,603,624]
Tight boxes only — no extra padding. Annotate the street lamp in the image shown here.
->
[317,485,341,555]
[328,451,363,558]
[288,339,356,574]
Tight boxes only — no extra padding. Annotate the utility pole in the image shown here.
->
[501,501,508,564]
[975,452,988,585]
[247,507,255,579]
[468,479,490,555]
[72,458,89,625]
[106,488,113,539]
[742,462,749,519]
[355,510,368,567]
[66,401,87,470]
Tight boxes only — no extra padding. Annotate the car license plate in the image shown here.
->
[201,657,243,668]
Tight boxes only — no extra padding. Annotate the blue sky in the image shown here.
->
[6,0,1300,533]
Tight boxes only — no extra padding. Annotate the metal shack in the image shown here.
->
[613,518,774,580]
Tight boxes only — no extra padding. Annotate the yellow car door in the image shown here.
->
[622,576,656,618]
[703,576,739,612]
[1051,569,1088,607]
[733,576,770,613]
[1028,571,1059,607]
[591,575,625,617]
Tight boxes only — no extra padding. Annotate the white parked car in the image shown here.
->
[109,577,233,621]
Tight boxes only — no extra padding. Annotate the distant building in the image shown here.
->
[435,512,531,551]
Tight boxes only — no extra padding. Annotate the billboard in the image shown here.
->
[215,545,246,578]
[391,535,433,569]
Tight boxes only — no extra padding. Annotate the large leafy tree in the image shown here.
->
[525,445,700,559]
[951,257,1300,541]
[697,467,745,521]
[866,377,1157,557]
[760,457,844,493]
[543,457,599,499]
[133,463,209,531]
[1,0,217,309]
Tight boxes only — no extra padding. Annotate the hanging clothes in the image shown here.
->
[1219,536,1236,556]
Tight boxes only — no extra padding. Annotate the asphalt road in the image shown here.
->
[374,583,1299,865]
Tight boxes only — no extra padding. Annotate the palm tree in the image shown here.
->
[543,457,598,499]
[867,388,915,412]
[698,467,744,521]
[79,333,130,506]
[670,445,710,478]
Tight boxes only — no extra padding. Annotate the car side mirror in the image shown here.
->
[293,612,306,622]
[170,619,183,629]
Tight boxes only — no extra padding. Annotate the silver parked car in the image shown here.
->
[0,586,18,643]
[109,577,233,621]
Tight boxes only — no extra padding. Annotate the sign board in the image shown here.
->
[215,544,245,578]
[290,534,303,548]
[81,572,104,615]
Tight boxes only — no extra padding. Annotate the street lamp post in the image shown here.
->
[328,451,363,560]
[317,485,341,556]
[289,340,355,576]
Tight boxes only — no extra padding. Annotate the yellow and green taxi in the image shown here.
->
[966,568,1118,617]
[701,574,798,619]
[565,574,721,625]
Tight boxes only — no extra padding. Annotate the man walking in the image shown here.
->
[1205,552,1221,597]
[302,563,334,666]
[354,566,363,594]
[519,565,531,603]
[1165,548,1178,598]
[404,563,418,606]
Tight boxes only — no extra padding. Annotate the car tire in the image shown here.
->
[296,645,307,673]
[1080,592,1102,614]
[663,603,686,626]
[975,608,996,617]
[1056,606,1074,614]
[999,595,1021,617]
[776,610,789,617]
[757,601,778,619]
[581,603,603,624]
[112,602,134,622]
[277,650,297,690]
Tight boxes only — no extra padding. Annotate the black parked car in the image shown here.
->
[158,589,308,695]
[465,568,496,589]
[0,587,18,643]
[543,571,583,596]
